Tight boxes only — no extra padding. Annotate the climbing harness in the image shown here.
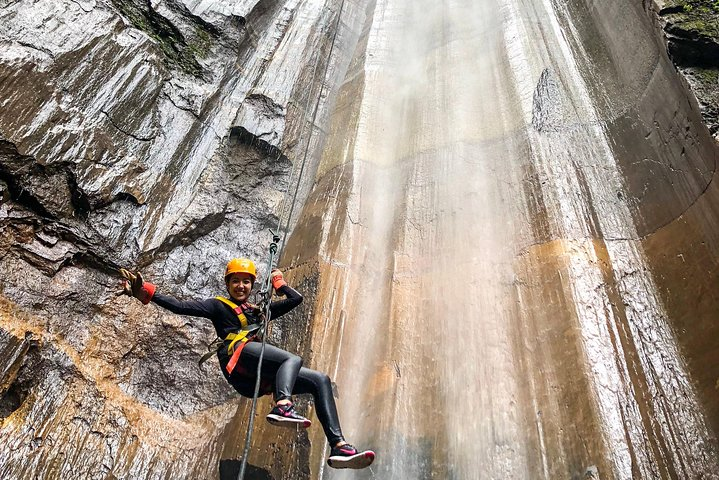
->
[197,297,262,369]
[215,296,254,328]
[219,297,264,375]
[198,338,223,367]
[224,329,255,374]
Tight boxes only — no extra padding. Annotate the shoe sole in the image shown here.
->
[266,414,311,428]
[327,450,375,469]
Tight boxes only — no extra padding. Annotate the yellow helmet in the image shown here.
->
[225,258,257,282]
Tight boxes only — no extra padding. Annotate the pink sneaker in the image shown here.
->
[266,403,311,428]
[327,444,376,469]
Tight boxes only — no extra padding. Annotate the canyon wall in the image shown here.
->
[1,0,718,479]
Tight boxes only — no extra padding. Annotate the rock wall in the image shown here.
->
[0,0,366,478]
[277,0,719,478]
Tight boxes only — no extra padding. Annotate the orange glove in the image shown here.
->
[270,269,287,291]
[120,268,156,305]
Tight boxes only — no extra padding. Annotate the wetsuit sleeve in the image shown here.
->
[151,292,220,319]
[268,285,303,320]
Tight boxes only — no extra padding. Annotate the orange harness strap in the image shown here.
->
[226,335,254,375]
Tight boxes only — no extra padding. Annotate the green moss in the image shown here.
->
[664,0,719,39]
[694,67,719,83]
[187,26,212,60]
[679,0,719,14]
[110,0,211,77]
[681,19,719,36]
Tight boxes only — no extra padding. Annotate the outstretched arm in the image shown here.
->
[268,285,303,319]
[120,268,219,319]
[152,293,220,319]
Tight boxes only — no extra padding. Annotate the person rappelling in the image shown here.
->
[119,258,375,471]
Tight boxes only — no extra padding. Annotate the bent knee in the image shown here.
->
[317,373,333,391]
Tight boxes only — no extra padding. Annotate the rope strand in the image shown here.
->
[237,235,278,480]
[235,1,347,478]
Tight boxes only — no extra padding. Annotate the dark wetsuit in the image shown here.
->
[151,285,344,445]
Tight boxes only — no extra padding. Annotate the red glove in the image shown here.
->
[120,269,156,305]
[270,269,287,291]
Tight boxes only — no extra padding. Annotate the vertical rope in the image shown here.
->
[237,235,278,480]
[235,1,347,478]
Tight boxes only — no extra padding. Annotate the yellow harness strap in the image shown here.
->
[199,298,259,367]
[225,331,251,354]
[215,296,250,328]
[216,296,259,354]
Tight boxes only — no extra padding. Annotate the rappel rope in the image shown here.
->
[237,231,279,480]
[236,1,347,479]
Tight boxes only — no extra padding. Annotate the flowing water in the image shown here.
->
[281,0,719,478]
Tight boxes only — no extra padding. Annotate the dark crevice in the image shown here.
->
[0,164,55,220]
[69,0,93,13]
[76,190,144,212]
[60,251,125,276]
[163,0,222,37]
[138,210,227,264]
[0,332,41,422]
[229,126,287,162]
[67,169,91,219]
[162,91,201,119]
[0,381,24,420]
[659,6,687,15]
[113,191,142,206]
[0,140,96,219]
[665,34,719,68]
[219,459,275,480]
[0,198,131,278]
[657,4,719,68]
[15,40,56,60]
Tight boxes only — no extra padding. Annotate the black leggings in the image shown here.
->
[230,342,344,446]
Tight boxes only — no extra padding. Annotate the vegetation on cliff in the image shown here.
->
[660,0,719,137]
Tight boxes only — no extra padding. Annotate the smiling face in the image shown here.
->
[226,272,254,303]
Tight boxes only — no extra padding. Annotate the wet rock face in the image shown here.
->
[1,0,719,479]
[0,0,360,478]
[281,0,719,478]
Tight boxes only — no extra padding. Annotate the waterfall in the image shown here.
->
[283,0,719,478]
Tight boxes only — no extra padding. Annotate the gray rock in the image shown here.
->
[0,0,361,477]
